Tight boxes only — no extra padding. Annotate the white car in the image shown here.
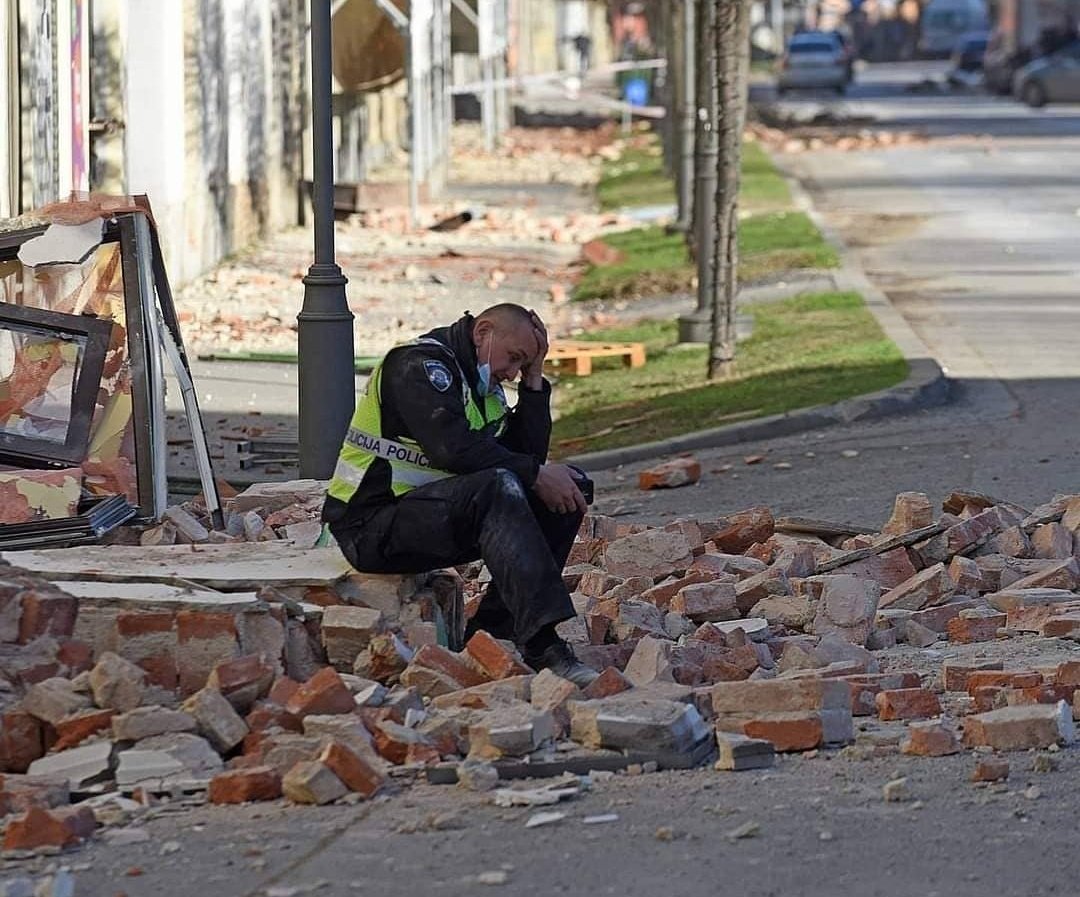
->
[777,32,850,95]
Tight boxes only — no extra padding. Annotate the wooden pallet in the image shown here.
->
[544,340,646,377]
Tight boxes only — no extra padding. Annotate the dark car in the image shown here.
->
[776,32,850,94]
[953,31,989,70]
[1014,40,1080,106]
[946,31,989,84]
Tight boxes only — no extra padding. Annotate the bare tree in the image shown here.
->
[707,0,751,380]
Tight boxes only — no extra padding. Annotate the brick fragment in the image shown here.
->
[2,804,95,850]
[740,713,826,752]
[569,697,710,755]
[971,757,1010,783]
[965,671,1042,694]
[900,720,960,756]
[465,631,532,680]
[876,688,942,721]
[317,741,385,797]
[1031,523,1075,560]
[582,667,633,699]
[638,457,701,490]
[812,576,880,646]
[284,667,355,718]
[53,709,115,751]
[206,654,275,713]
[962,702,1074,751]
[0,712,44,773]
[879,564,955,612]
[182,687,249,753]
[706,507,775,555]
[17,590,77,644]
[281,760,347,805]
[20,677,91,724]
[405,644,488,689]
[176,611,239,695]
[320,606,385,670]
[946,612,1006,644]
[374,721,437,765]
[208,766,282,803]
[943,660,1004,692]
[245,700,303,735]
[882,492,933,536]
[670,581,738,623]
[89,651,146,712]
[602,530,695,580]
[529,669,579,735]
[714,732,775,771]
[948,556,984,595]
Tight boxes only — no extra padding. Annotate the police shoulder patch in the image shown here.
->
[423,360,453,392]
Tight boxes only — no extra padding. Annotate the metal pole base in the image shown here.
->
[298,262,355,480]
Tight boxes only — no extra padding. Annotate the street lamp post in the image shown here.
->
[298,0,355,479]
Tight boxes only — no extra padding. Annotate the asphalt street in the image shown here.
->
[45,63,1080,896]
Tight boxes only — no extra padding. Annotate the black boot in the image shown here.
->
[523,639,599,688]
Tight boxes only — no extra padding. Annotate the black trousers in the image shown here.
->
[330,468,581,646]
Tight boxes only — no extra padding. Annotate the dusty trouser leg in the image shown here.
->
[331,468,577,646]
[466,489,584,642]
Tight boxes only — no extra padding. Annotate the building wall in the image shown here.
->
[3,0,305,286]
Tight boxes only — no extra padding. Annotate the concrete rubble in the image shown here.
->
[0,481,1079,859]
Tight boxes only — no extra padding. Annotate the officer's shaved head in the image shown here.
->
[476,304,534,328]
[472,304,545,385]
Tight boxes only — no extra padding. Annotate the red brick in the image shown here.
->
[1009,684,1077,707]
[844,673,922,716]
[741,714,823,752]
[137,654,179,691]
[900,720,960,756]
[942,660,1004,692]
[963,703,1074,751]
[638,457,701,490]
[207,654,275,712]
[640,572,716,610]
[318,741,385,797]
[56,639,93,675]
[404,742,441,765]
[17,592,77,644]
[284,667,355,718]
[972,685,1008,713]
[374,721,432,765]
[585,613,610,645]
[409,644,488,688]
[707,507,775,555]
[946,614,1005,644]
[116,611,175,637]
[1054,661,1080,687]
[876,688,942,721]
[465,632,532,680]
[268,677,301,705]
[971,757,1010,783]
[0,712,44,773]
[2,804,94,850]
[208,766,282,804]
[177,611,238,642]
[52,709,116,751]
[581,667,633,699]
[245,700,303,734]
[966,671,1042,695]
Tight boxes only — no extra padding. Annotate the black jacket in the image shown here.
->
[322,313,552,524]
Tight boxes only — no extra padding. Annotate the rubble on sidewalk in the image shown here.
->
[0,484,1078,859]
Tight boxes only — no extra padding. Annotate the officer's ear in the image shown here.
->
[474,318,495,348]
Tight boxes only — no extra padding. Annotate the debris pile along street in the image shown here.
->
[172,125,644,361]
[2,476,1078,880]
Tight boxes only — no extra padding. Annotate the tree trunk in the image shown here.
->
[707,0,751,381]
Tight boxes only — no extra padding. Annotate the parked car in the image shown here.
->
[776,32,850,95]
[946,31,990,84]
[919,0,989,57]
[1013,41,1080,106]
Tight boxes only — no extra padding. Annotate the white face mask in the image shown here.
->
[477,333,494,396]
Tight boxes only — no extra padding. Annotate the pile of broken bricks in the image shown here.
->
[1,480,1079,861]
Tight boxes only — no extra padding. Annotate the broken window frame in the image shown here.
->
[0,301,113,466]
[0,215,167,520]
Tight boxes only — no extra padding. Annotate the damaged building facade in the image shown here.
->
[2,0,616,286]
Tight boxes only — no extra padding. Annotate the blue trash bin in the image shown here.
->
[623,77,649,107]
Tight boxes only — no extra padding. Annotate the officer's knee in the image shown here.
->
[489,467,527,500]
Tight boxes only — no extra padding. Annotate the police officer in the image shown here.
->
[323,303,599,687]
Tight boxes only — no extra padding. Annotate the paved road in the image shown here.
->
[29,64,1080,897]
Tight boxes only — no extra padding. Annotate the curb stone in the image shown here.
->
[565,159,950,473]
